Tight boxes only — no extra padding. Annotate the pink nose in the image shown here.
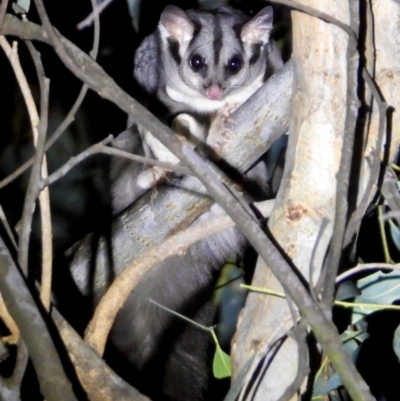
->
[206,84,223,100]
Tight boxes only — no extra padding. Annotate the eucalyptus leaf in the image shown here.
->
[340,331,363,357]
[341,329,369,344]
[393,323,400,362]
[351,270,400,324]
[336,280,361,301]
[125,0,141,32]
[342,338,359,355]
[12,0,30,14]
[389,220,400,252]
[314,372,342,396]
[17,0,30,12]
[213,345,232,379]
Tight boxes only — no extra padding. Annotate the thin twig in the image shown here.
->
[8,339,28,389]
[77,0,115,30]
[88,0,100,58]
[0,293,19,344]
[148,298,213,332]
[0,37,51,279]
[25,41,53,310]
[322,0,361,308]
[101,146,191,174]
[0,204,17,249]
[382,210,400,221]
[343,70,389,246]
[42,135,191,188]
[378,205,393,263]
[336,262,400,284]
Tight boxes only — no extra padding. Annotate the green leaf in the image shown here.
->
[15,0,30,13]
[213,345,232,379]
[341,329,369,344]
[336,280,361,301]
[389,220,400,253]
[351,270,400,324]
[393,323,400,362]
[125,0,141,32]
[314,371,342,396]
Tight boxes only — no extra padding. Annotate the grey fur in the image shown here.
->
[107,6,282,401]
[134,5,282,117]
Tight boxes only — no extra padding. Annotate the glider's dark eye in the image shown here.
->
[227,55,242,74]
[190,54,205,72]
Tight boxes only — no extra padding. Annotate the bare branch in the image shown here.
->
[24,40,53,310]
[0,236,77,401]
[321,0,361,308]
[52,308,150,401]
[0,38,38,274]
[88,0,100,59]
[84,199,275,354]
[344,70,390,246]
[77,0,115,30]
[0,293,19,344]
[0,204,17,250]
[0,37,52,280]
[41,134,191,188]
[336,262,400,284]
[0,0,8,30]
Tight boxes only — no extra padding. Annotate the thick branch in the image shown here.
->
[0,236,77,401]
[52,309,150,401]
[322,0,361,307]
[84,200,275,354]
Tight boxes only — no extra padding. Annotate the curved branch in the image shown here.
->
[84,200,275,354]
[52,309,150,401]
[24,40,53,310]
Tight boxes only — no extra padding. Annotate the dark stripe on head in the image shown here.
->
[249,43,262,65]
[263,45,276,81]
[232,23,244,52]
[213,15,223,65]
[167,38,181,65]
[263,61,272,82]
[189,20,202,47]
